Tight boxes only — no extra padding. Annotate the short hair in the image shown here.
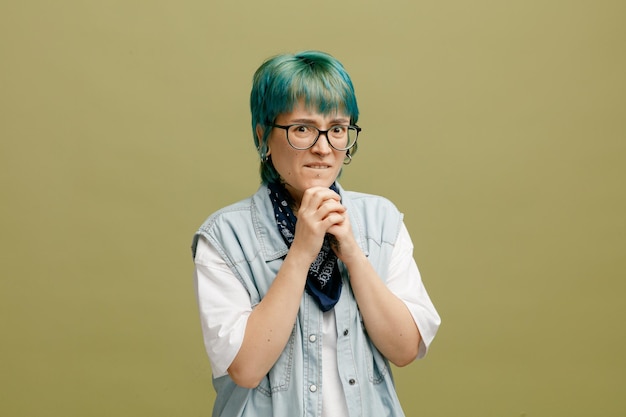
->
[250,51,360,184]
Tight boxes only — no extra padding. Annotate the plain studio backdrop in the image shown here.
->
[1,1,624,416]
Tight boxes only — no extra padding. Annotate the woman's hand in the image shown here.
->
[291,187,346,262]
[326,209,361,265]
[289,186,361,265]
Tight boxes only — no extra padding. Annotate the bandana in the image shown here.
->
[267,182,343,312]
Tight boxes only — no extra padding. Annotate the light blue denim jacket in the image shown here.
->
[192,184,409,417]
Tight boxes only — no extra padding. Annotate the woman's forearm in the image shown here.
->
[344,252,421,366]
[227,248,311,388]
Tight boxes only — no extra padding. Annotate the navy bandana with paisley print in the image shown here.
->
[267,182,343,312]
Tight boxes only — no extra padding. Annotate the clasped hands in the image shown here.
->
[291,186,360,265]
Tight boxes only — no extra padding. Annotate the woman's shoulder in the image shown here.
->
[197,197,254,233]
[191,188,265,259]
[340,187,404,244]
[341,188,400,213]
[195,188,263,235]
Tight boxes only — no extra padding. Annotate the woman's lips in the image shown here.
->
[305,164,331,169]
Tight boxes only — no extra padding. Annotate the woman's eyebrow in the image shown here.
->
[329,117,350,124]
[289,118,317,124]
[289,117,350,125]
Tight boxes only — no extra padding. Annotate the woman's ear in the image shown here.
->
[256,125,271,156]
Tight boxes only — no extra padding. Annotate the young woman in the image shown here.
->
[192,50,440,417]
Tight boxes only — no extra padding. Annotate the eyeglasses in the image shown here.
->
[271,124,361,151]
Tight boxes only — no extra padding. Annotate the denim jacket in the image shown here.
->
[192,184,408,417]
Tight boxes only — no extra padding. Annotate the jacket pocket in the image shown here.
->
[362,335,390,384]
[255,325,296,396]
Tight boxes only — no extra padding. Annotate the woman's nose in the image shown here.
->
[311,132,333,154]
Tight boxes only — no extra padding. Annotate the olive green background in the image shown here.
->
[1,1,624,416]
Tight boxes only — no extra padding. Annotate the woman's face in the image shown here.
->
[265,101,349,204]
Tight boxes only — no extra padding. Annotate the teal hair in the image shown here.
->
[250,51,360,184]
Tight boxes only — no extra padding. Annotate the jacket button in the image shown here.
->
[309,334,317,343]
[309,384,318,392]
[349,378,356,385]
[343,329,349,336]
